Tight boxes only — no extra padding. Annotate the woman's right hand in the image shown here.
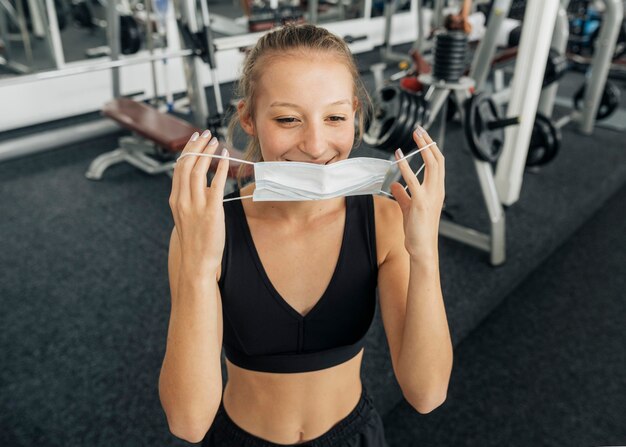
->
[169,130,230,277]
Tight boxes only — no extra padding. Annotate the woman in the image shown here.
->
[159,24,453,446]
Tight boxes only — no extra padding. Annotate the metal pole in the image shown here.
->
[495,0,559,206]
[432,0,444,28]
[174,0,209,128]
[309,0,318,24]
[199,0,224,115]
[0,49,194,87]
[468,0,512,92]
[537,0,570,118]
[0,120,121,163]
[579,0,623,134]
[44,0,65,68]
[108,0,121,98]
[144,0,160,105]
[412,0,424,52]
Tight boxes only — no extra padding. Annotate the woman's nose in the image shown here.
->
[298,123,326,159]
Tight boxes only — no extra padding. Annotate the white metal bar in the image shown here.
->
[579,0,624,134]
[44,0,65,68]
[469,0,512,92]
[537,0,570,118]
[0,120,121,162]
[0,50,195,87]
[494,0,559,206]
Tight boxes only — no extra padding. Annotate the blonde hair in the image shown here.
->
[226,24,372,187]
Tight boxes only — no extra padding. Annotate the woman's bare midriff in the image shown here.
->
[222,349,365,445]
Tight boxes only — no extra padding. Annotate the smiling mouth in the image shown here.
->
[285,157,335,165]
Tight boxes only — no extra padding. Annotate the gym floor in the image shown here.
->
[1,46,626,446]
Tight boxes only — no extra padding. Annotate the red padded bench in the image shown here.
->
[87,98,250,180]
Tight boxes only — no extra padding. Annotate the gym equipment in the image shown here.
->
[153,0,173,112]
[85,0,246,186]
[120,14,141,54]
[573,81,621,120]
[463,93,519,164]
[542,48,568,87]
[568,1,626,59]
[71,0,95,28]
[525,81,619,168]
[363,84,430,152]
[85,99,244,181]
[432,30,468,82]
[495,0,562,205]
[0,0,33,73]
[248,3,304,32]
[525,113,561,167]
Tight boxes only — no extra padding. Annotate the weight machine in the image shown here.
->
[494,0,623,205]
[84,0,245,188]
[367,0,622,264]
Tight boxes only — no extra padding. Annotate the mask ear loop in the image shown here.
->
[175,152,256,202]
[378,142,435,197]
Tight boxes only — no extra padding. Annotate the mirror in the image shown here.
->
[0,0,371,81]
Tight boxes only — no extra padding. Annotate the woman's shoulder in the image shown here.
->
[372,194,402,223]
[372,194,404,265]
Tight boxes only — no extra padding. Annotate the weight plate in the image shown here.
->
[121,15,142,55]
[526,113,561,167]
[463,93,506,163]
[364,86,404,148]
[573,81,620,120]
[364,85,428,153]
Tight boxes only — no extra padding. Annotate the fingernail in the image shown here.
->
[415,125,425,136]
[221,148,229,157]
[209,137,219,146]
[396,148,404,158]
[201,130,211,138]
[190,132,199,141]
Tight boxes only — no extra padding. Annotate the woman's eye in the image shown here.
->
[276,117,298,124]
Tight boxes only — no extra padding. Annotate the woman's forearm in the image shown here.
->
[159,271,223,442]
[397,254,453,412]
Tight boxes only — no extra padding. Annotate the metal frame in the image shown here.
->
[84,0,224,181]
[493,0,623,206]
[0,0,33,73]
[423,76,506,266]
[494,0,560,206]
[85,136,177,179]
[378,71,506,265]
[469,0,513,91]
[578,0,623,134]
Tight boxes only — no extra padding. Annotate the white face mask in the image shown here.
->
[176,143,434,202]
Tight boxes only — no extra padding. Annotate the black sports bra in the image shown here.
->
[218,189,378,373]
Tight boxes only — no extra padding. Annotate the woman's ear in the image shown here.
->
[237,100,255,136]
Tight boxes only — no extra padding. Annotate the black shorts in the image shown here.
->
[201,385,389,447]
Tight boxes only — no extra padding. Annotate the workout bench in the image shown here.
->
[86,98,246,192]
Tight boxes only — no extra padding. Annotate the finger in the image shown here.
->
[389,182,411,212]
[413,126,439,189]
[419,126,445,165]
[395,148,421,197]
[209,145,230,199]
[172,131,200,207]
[190,130,218,204]
[418,126,445,186]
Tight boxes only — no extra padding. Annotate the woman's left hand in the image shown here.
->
[389,126,445,260]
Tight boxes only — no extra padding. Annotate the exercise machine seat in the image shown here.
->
[102,98,250,177]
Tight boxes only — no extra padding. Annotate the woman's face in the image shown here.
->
[241,53,357,165]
